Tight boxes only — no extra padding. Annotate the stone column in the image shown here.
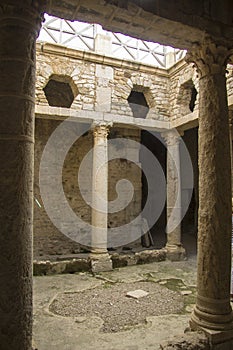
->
[0,2,44,349]
[186,38,233,344]
[90,122,112,272]
[162,131,186,261]
[229,111,233,199]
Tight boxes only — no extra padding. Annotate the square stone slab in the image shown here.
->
[126,289,149,299]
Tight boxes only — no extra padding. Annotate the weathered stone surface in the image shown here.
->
[35,43,170,121]
[33,258,91,276]
[35,43,233,130]
[33,248,168,275]
[160,331,210,350]
[169,62,199,122]
[111,252,138,268]
[91,122,110,254]
[90,254,113,273]
[0,3,44,350]
[187,39,233,336]
[136,249,166,264]
[166,246,186,262]
[34,121,141,258]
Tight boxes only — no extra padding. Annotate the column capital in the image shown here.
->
[92,121,112,140]
[0,1,46,35]
[186,37,232,78]
[161,130,182,147]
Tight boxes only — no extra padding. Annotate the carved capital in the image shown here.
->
[92,121,112,140]
[161,131,182,147]
[0,1,46,35]
[186,37,231,78]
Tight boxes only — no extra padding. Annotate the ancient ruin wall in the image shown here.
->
[34,45,233,258]
[34,118,141,258]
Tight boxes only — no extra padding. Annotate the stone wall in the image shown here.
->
[111,68,169,120]
[168,62,233,123]
[108,127,142,246]
[34,118,90,257]
[34,118,142,258]
[36,49,96,111]
[36,45,233,123]
[34,44,233,258]
[168,62,199,121]
[36,44,170,120]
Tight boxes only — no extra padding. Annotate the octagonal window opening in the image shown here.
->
[43,75,77,108]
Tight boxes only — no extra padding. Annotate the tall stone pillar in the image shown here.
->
[229,111,233,199]
[90,122,113,272]
[186,39,233,345]
[0,2,44,349]
[162,131,186,261]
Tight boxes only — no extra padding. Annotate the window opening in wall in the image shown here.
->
[127,91,149,119]
[43,78,75,108]
[178,80,197,116]
[189,87,197,113]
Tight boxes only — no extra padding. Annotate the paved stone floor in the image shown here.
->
[33,256,197,350]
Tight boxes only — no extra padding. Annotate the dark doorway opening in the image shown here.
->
[140,130,166,249]
[180,127,198,256]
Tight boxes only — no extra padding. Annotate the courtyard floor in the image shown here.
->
[33,256,198,350]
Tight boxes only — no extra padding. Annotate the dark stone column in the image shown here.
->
[187,38,233,345]
[0,2,44,349]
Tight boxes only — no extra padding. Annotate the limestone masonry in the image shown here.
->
[34,41,233,259]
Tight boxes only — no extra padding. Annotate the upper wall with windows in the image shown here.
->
[35,42,233,127]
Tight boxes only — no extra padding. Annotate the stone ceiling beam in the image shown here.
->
[44,0,233,49]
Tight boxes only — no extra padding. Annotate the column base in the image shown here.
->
[189,327,233,349]
[165,244,186,261]
[90,252,113,273]
[190,306,233,346]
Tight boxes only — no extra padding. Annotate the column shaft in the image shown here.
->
[91,124,109,252]
[187,39,233,339]
[0,3,43,349]
[167,135,182,245]
[163,131,185,260]
[90,123,112,272]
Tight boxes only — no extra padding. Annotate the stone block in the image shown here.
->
[95,87,111,112]
[96,63,113,80]
[166,246,186,261]
[90,253,113,273]
[33,258,91,275]
[126,289,149,299]
[136,249,166,264]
